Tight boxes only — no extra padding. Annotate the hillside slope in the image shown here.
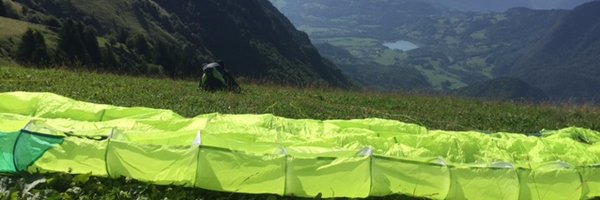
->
[508,1,600,102]
[4,0,351,87]
[0,16,57,59]
[451,77,548,101]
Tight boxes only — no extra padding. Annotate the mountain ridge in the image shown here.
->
[507,1,600,102]
[425,0,593,11]
[1,0,352,87]
[451,77,548,102]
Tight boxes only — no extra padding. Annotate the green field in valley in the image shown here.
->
[1,65,600,199]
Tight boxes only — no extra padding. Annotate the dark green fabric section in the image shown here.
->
[0,131,19,173]
[13,130,64,171]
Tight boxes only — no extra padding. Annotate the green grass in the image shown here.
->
[320,37,407,67]
[1,65,600,199]
[71,0,176,44]
[1,65,599,133]
[296,25,338,35]
[71,0,146,35]
[326,37,381,50]
[415,65,466,90]
[372,49,399,66]
[0,17,34,38]
[469,30,486,40]
[0,17,58,56]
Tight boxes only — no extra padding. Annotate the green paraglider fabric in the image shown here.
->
[0,92,599,199]
[0,131,18,173]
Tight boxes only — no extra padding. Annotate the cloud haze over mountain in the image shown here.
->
[425,0,595,11]
[528,0,591,9]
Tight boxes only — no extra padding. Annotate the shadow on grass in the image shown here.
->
[0,172,428,200]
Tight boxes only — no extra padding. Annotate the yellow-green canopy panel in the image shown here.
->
[1,92,600,199]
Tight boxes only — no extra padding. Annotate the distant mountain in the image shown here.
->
[1,0,351,87]
[425,0,594,12]
[272,0,566,91]
[271,0,448,91]
[271,0,443,39]
[452,77,548,102]
[507,1,600,102]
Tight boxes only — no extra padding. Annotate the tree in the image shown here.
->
[0,0,6,17]
[21,6,28,16]
[31,31,49,65]
[16,29,49,66]
[102,44,118,70]
[16,29,36,63]
[83,26,102,65]
[153,41,175,76]
[117,29,129,43]
[58,20,88,65]
[127,34,150,56]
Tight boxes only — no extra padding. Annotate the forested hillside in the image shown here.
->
[0,0,351,87]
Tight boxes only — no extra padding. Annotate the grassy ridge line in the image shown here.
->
[1,65,599,133]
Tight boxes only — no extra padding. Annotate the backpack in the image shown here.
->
[200,63,241,93]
